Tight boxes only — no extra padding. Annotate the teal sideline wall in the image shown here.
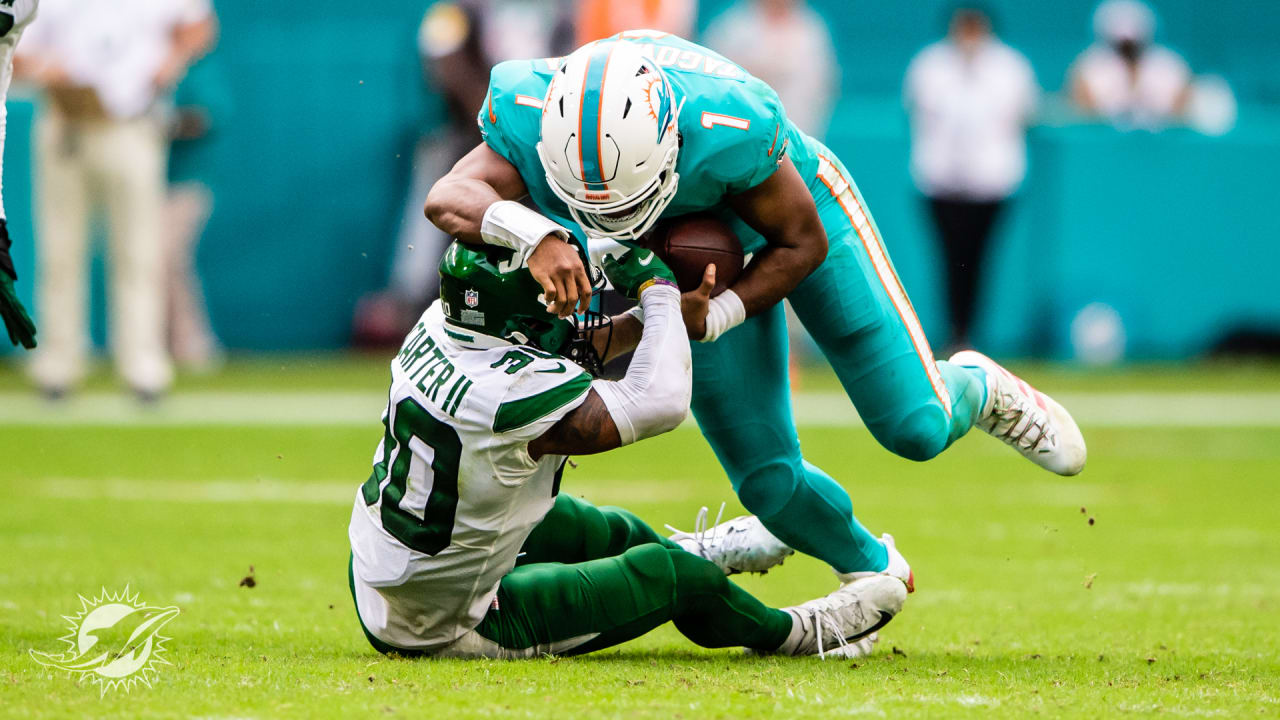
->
[3,0,1278,357]
[701,0,1280,103]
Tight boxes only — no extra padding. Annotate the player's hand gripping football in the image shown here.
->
[529,234,593,318]
[600,248,678,300]
[0,219,37,349]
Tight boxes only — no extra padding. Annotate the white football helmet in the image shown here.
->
[537,40,682,240]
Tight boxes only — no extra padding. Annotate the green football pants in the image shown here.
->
[349,495,793,657]
[470,494,792,655]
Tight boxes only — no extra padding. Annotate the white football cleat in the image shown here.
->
[949,350,1087,476]
[668,504,794,575]
[834,533,915,594]
[773,576,906,659]
[843,632,880,659]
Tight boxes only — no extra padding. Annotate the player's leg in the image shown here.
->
[797,155,988,462]
[799,154,1084,475]
[689,305,887,574]
[515,493,680,567]
[790,236,986,462]
[522,492,792,575]
[470,543,793,656]
[28,112,92,394]
[100,118,173,396]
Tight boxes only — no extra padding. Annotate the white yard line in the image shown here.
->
[1,391,1280,427]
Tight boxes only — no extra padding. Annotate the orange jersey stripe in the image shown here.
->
[816,155,951,415]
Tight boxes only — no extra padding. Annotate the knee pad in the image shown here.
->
[620,544,678,585]
[873,403,950,462]
[734,460,803,518]
[667,548,729,600]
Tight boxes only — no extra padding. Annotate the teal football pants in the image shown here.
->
[692,153,987,575]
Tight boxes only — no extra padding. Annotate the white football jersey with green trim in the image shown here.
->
[349,300,592,651]
[0,0,37,56]
[0,0,37,219]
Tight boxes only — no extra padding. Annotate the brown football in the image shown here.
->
[647,214,744,296]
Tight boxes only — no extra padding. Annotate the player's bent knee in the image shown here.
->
[619,543,679,586]
[734,460,803,518]
[872,404,950,462]
[667,547,729,600]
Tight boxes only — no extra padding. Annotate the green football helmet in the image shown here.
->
[438,242,610,373]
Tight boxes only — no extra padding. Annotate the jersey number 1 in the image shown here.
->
[700,112,750,131]
[361,398,463,555]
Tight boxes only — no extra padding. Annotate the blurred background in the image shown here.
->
[2,0,1278,396]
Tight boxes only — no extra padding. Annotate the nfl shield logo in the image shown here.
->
[464,289,479,308]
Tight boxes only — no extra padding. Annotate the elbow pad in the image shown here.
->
[591,284,691,445]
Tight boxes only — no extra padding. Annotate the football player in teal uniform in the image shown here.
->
[423,31,1087,614]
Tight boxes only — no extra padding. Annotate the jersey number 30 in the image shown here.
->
[361,398,462,555]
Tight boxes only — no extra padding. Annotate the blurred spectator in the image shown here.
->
[1068,0,1190,129]
[575,0,696,46]
[165,53,230,373]
[354,0,573,346]
[703,0,838,138]
[16,0,216,399]
[905,6,1037,350]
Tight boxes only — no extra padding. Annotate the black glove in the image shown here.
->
[0,219,38,349]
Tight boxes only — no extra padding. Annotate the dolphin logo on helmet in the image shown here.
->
[536,40,682,241]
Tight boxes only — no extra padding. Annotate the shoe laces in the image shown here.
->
[800,592,867,660]
[990,389,1056,454]
[665,502,727,560]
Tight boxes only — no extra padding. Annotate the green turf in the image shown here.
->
[2,368,1279,718]
[6,352,1280,393]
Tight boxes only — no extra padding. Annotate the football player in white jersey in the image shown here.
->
[0,0,37,349]
[348,241,906,658]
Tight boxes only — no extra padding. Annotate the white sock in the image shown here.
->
[773,609,808,655]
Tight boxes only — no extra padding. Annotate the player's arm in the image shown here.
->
[527,391,621,458]
[590,264,714,363]
[154,9,217,90]
[0,221,37,349]
[424,143,591,318]
[529,263,691,460]
[689,155,827,340]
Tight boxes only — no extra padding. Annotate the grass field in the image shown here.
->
[1,357,1278,718]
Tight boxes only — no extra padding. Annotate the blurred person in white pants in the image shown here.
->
[16,0,215,399]
[905,6,1037,350]
[0,0,39,351]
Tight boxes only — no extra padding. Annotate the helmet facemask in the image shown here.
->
[561,263,612,377]
[564,154,680,241]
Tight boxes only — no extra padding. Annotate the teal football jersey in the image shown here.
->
[477,31,824,254]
